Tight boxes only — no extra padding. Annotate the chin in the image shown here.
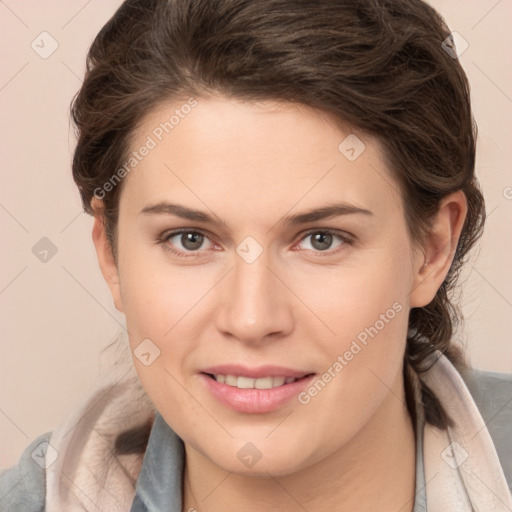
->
[201,435,320,477]
[222,453,307,478]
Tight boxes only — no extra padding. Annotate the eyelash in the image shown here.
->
[157,228,354,258]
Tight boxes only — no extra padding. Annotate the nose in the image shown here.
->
[215,250,294,345]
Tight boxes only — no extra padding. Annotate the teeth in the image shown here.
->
[255,377,274,389]
[225,375,238,386]
[272,376,285,387]
[213,374,298,389]
[237,376,256,389]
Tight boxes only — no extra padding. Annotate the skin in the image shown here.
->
[92,94,467,511]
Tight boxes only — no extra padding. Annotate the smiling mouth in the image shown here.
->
[203,373,315,390]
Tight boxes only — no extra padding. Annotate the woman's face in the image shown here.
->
[98,95,430,475]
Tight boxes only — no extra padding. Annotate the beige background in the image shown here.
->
[1,0,511,469]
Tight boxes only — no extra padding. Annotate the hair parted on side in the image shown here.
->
[70,0,485,445]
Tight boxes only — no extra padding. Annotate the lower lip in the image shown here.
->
[200,373,316,413]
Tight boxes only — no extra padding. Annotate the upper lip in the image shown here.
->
[201,364,314,379]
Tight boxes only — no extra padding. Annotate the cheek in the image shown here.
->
[299,243,412,351]
[298,242,412,409]
[117,238,203,338]
[116,249,206,421]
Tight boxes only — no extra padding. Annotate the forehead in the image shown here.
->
[119,96,402,224]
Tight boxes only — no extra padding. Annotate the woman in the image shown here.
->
[1,0,511,510]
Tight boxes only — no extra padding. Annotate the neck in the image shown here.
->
[182,374,417,512]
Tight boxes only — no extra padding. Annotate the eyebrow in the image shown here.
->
[139,201,373,228]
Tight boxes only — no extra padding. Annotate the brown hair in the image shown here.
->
[71,0,484,442]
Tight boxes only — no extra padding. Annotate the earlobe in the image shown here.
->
[409,190,468,308]
[91,199,124,313]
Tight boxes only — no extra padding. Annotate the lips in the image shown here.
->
[200,364,315,413]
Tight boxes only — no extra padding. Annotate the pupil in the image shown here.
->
[182,232,203,250]
[312,232,332,251]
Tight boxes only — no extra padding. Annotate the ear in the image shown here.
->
[409,190,468,308]
[91,197,124,313]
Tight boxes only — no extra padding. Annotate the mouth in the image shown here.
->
[199,367,316,413]
[203,373,313,389]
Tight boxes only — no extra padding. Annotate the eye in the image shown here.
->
[295,229,353,255]
[158,228,354,258]
[160,229,215,257]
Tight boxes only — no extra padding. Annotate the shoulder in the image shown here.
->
[0,375,155,512]
[461,366,512,422]
[460,366,512,489]
[0,431,52,512]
